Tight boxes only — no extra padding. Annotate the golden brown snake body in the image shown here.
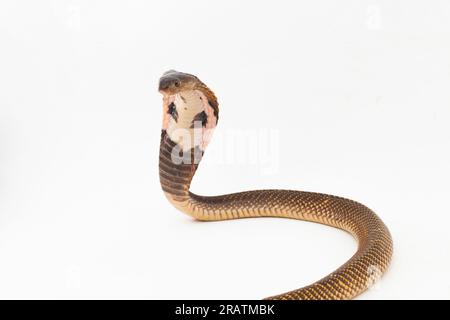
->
[158,70,393,300]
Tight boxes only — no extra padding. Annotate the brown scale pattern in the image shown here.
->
[159,130,393,299]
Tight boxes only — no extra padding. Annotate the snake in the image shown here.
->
[158,70,393,300]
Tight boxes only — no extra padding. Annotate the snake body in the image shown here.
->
[158,70,393,300]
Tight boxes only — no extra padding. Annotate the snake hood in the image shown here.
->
[159,70,219,152]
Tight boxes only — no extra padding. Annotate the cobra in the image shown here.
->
[158,70,393,300]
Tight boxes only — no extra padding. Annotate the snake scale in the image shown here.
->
[158,70,393,300]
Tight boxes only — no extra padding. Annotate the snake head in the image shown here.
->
[158,70,201,95]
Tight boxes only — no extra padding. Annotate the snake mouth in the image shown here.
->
[158,89,170,96]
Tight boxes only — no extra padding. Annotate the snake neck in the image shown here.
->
[159,130,200,210]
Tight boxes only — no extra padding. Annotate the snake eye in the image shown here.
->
[174,80,180,87]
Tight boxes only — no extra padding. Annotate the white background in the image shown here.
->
[1,0,449,299]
